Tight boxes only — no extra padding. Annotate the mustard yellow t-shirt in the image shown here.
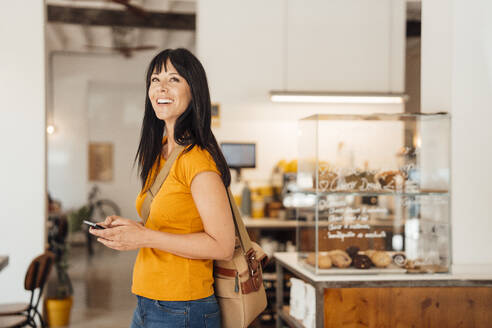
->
[132,141,221,301]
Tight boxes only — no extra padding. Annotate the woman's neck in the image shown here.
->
[163,124,177,160]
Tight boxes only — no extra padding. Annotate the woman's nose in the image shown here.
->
[159,81,168,92]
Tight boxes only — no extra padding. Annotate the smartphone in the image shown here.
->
[83,220,106,230]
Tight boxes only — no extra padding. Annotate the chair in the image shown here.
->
[0,252,55,328]
[0,316,28,328]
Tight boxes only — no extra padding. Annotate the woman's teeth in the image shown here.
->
[157,99,173,104]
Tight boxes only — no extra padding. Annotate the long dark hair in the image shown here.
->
[135,48,231,190]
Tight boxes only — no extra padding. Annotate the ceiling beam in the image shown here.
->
[406,21,421,37]
[47,5,195,30]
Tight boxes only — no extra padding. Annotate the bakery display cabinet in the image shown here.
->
[295,113,451,274]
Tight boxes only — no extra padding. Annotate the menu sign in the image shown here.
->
[319,197,390,241]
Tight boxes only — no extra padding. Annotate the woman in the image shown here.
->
[90,48,235,328]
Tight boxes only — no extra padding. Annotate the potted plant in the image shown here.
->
[44,214,74,327]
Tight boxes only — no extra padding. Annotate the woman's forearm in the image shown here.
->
[142,228,234,261]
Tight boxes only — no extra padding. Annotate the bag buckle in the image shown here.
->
[250,266,257,278]
[246,249,261,290]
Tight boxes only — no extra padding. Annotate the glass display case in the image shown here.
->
[295,113,450,274]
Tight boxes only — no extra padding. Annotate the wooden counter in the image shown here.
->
[274,252,492,328]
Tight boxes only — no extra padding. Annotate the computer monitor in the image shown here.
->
[220,142,256,180]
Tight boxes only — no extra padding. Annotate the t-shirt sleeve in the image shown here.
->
[177,146,221,187]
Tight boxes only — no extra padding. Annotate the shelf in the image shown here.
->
[274,252,492,286]
[263,272,277,281]
[300,260,407,275]
[300,189,450,197]
[279,306,305,328]
[244,218,298,229]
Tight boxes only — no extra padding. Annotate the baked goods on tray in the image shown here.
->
[375,170,407,191]
[352,254,373,269]
[304,247,409,271]
[328,250,352,268]
[392,253,407,267]
[306,252,332,269]
[369,251,392,268]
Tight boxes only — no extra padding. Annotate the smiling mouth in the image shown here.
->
[157,98,173,104]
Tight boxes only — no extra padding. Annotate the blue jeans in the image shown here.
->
[130,294,221,328]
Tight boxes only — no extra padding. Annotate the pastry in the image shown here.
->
[318,255,333,269]
[353,254,373,269]
[306,252,332,269]
[345,171,377,191]
[345,246,360,259]
[363,249,377,258]
[369,251,392,268]
[392,253,407,267]
[405,259,419,270]
[318,171,339,191]
[376,170,407,191]
[328,250,352,268]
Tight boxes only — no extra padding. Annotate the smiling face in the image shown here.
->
[148,59,192,125]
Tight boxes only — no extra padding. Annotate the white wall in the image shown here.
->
[48,52,154,219]
[286,0,405,92]
[421,0,452,112]
[422,0,492,268]
[197,0,404,185]
[0,2,46,301]
[451,0,492,267]
[87,81,145,218]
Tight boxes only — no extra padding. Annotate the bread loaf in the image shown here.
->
[328,250,352,268]
[369,251,392,268]
[306,252,332,269]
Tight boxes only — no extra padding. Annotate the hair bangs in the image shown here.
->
[149,51,169,75]
[147,49,190,83]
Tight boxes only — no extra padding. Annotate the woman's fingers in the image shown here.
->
[88,226,104,237]
[90,218,145,251]
[99,216,140,228]
[89,226,118,239]
[104,215,118,227]
[97,238,123,250]
[111,217,136,227]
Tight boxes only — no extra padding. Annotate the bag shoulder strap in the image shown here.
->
[140,145,185,222]
[226,188,253,253]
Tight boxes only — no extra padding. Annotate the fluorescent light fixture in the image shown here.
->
[270,91,408,104]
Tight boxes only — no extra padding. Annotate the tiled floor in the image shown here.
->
[65,244,138,328]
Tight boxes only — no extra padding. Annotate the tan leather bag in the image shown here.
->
[140,145,268,327]
[214,188,268,327]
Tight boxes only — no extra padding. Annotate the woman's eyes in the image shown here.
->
[151,77,180,83]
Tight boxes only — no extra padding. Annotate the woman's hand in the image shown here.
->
[97,215,125,228]
[89,216,147,251]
